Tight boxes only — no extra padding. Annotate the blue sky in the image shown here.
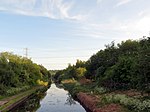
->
[0,0,150,70]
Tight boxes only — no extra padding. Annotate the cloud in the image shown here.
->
[0,0,85,20]
[135,16,150,33]
[115,0,132,7]
[72,13,150,42]
[0,0,149,41]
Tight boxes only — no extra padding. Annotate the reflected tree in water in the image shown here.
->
[65,93,76,106]
[9,93,46,112]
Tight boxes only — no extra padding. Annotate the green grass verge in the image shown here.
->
[0,86,43,112]
[62,82,134,112]
[63,82,95,98]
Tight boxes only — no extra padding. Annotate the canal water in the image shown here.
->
[10,84,86,112]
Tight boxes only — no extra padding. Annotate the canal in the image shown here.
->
[10,84,86,112]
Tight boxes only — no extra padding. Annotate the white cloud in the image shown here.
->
[74,13,150,42]
[116,0,132,7]
[135,16,150,33]
[0,0,149,40]
[0,0,85,20]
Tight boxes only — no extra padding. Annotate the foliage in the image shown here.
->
[76,67,87,79]
[63,82,93,97]
[0,52,51,95]
[61,79,77,84]
[54,37,150,94]
[102,94,150,112]
[5,86,30,96]
[36,80,48,86]
[53,37,150,112]
[85,37,150,93]
[94,86,108,94]
[54,60,87,82]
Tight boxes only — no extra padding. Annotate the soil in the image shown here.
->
[79,78,92,85]
[0,101,8,106]
[77,92,123,112]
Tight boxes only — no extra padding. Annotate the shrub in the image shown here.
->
[76,67,86,79]
[0,84,7,95]
[5,86,30,96]
[94,86,108,94]
[102,94,150,112]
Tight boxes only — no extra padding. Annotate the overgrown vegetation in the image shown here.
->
[54,37,150,94]
[0,52,51,96]
[63,82,94,97]
[54,37,150,112]
[102,94,150,112]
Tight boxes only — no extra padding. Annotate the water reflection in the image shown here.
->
[10,84,86,112]
[37,84,86,112]
[65,93,76,106]
[10,93,46,112]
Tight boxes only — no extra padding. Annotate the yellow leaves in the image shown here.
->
[76,67,87,78]
[37,79,48,86]
[61,78,77,84]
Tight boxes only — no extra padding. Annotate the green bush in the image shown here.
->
[63,82,93,97]
[0,84,7,95]
[5,86,30,96]
[102,94,150,112]
[94,86,108,94]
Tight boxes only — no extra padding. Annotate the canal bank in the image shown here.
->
[62,81,129,112]
[62,79,149,112]
[0,86,48,112]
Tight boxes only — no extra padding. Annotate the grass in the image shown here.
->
[101,94,150,112]
[0,86,43,112]
[0,96,5,100]
[0,86,31,101]
[62,80,96,98]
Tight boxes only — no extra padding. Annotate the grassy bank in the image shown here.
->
[0,86,48,112]
[62,79,150,112]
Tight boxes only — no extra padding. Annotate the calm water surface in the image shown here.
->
[11,84,86,112]
[37,84,86,112]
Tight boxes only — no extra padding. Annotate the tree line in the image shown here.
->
[54,37,150,94]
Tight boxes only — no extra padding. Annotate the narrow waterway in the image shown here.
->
[10,84,86,112]
[37,84,86,112]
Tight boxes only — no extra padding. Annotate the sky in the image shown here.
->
[0,0,150,70]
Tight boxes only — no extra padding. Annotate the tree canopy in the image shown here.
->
[0,52,51,95]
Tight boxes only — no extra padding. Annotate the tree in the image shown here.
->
[76,67,87,79]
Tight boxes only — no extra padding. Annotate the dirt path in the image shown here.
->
[0,101,8,106]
